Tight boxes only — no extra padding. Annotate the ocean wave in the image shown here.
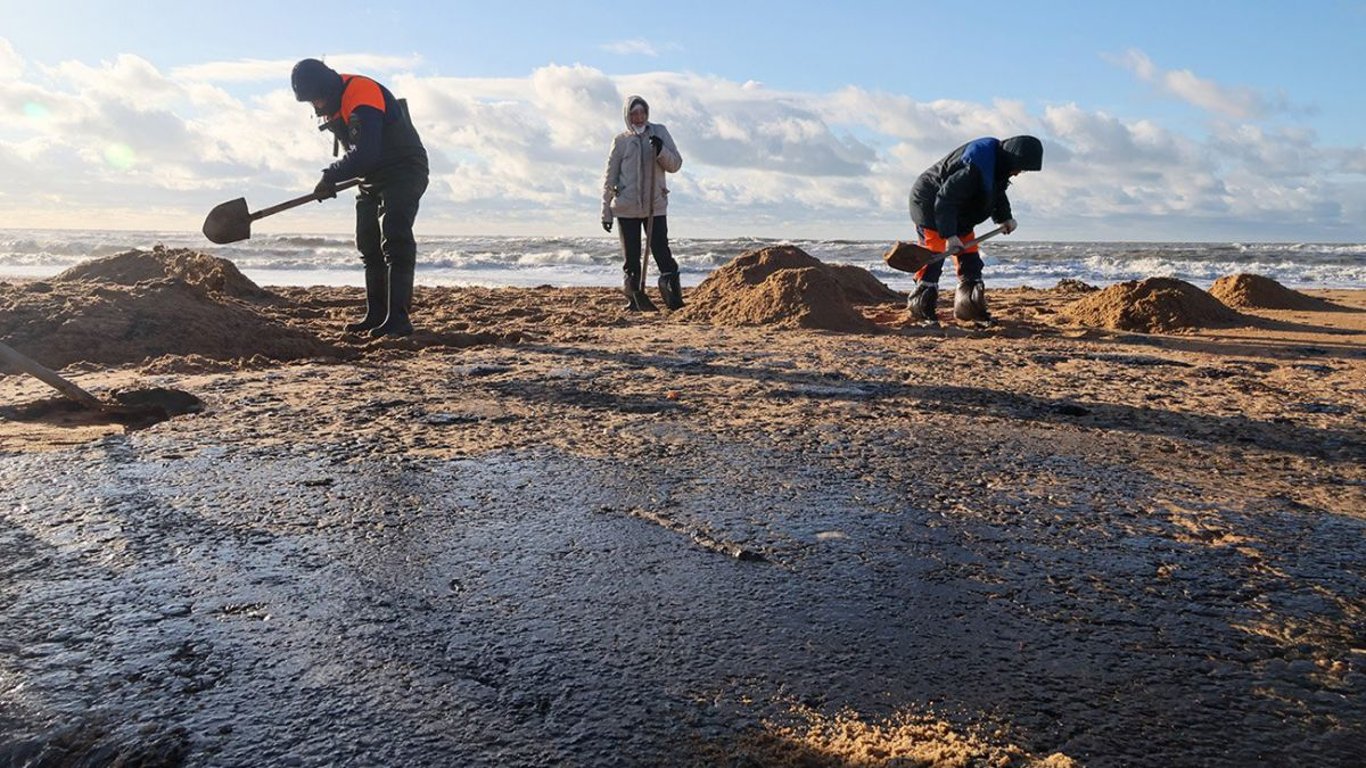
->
[0,229,1361,289]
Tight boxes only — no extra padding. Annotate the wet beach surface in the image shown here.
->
[2,285,1365,767]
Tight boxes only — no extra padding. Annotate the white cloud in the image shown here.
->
[600,39,680,57]
[170,54,424,83]
[0,51,1361,239]
[0,38,22,79]
[1110,49,1282,120]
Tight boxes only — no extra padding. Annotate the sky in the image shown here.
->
[1,0,1364,242]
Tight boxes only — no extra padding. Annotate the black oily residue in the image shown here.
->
[0,387,203,430]
[0,723,189,768]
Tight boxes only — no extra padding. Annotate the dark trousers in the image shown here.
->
[617,215,679,277]
[356,174,429,270]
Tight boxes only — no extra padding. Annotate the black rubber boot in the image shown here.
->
[657,271,684,310]
[345,267,387,333]
[370,266,415,337]
[623,274,657,312]
[954,278,992,325]
[906,281,939,326]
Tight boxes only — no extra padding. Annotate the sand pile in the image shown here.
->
[675,246,891,332]
[0,277,341,370]
[1062,277,1244,333]
[1209,273,1341,311]
[53,245,273,300]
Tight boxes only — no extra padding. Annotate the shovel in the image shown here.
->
[0,339,200,426]
[883,225,1007,274]
[202,179,360,244]
[0,339,108,411]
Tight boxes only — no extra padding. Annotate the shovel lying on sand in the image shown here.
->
[0,339,196,425]
[202,179,361,244]
[883,225,1006,274]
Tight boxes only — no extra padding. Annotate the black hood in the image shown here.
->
[1001,135,1043,172]
[291,58,344,116]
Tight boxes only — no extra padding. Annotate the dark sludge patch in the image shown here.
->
[0,387,204,431]
[0,723,189,768]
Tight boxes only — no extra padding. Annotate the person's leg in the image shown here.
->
[370,175,428,337]
[647,216,678,274]
[617,217,656,311]
[347,189,388,332]
[650,215,683,309]
[908,226,945,323]
[618,217,643,279]
[950,229,991,324]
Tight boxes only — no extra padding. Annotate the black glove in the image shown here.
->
[649,136,663,156]
[602,219,613,233]
[313,176,337,201]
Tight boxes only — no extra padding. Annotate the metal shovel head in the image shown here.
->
[883,241,942,274]
[202,197,252,244]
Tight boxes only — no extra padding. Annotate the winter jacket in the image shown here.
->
[909,135,1042,237]
[318,73,428,187]
[601,95,683,221]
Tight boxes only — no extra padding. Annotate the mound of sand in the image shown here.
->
[1063,277,1244,333]
[54,245,273,300]
[0,277,342,370]
[675,246,888,332]
[1208,273,1341,311]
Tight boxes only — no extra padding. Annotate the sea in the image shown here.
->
[1,229,1363,292]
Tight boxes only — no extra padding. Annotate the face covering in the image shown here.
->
[631,122,647,135]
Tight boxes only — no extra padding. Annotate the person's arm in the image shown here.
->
[651,125,682,173]
[992,183,1013,225]
[933,165,979,238]
[322,105,384,183]
[601,136,624,225]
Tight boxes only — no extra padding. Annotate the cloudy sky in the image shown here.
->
[1,0,1364,241]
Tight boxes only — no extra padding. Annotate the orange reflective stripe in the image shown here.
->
[918,227,979,254]
[338,74,386,123]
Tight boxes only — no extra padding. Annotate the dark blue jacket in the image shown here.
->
[908,137,1014,237]
[319,74,428,187]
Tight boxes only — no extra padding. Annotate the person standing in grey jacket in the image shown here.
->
[601,95,684,311]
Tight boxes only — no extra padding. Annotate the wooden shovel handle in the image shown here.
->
[0,340,106,410]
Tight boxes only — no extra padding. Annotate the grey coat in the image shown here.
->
[601,95,682,221]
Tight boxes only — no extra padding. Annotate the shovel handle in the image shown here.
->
[961,225,1006,250]
[0,340,106,410]
[252,178,362,221]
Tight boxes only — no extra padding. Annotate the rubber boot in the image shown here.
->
[345,267,388,333]
[906,281,939,326]
[954,278,992,326]
[370,266,415,337]
[623,274,657,312]
[657,271,684,310]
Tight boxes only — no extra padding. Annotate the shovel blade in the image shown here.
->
[883,241,943,274]
[202,197,252,244]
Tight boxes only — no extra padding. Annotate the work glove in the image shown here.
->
[1001,218,1018,235]
[602,219,613,233]
[649,136,663,156]
[313,176,337,201]
[944,235,965,255]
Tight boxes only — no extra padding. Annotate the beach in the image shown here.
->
[1,246,1363,766]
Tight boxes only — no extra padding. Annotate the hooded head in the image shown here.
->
[1000,135,1044,173]
[623,95,650,132]
[291,58,344,116]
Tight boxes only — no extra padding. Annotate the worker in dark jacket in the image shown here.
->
[906,135,1043,327]
[291,58,429,337]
